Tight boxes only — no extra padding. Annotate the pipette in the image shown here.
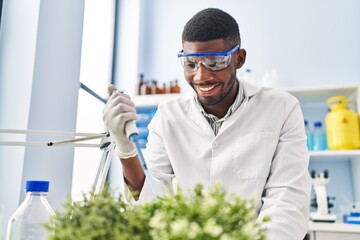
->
[112,90,159,195]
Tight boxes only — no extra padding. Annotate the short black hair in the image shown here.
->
[182,8,241,48]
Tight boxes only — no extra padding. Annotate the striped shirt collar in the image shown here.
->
[194,80,244,135]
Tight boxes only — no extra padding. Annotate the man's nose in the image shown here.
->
[193,63,214,82]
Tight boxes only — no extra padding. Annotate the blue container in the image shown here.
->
[312,121,327,150]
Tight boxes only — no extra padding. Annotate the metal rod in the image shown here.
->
[47,134,107,146]
[0,129,107,137]
[0,141,101,148]
[80,82,107,104]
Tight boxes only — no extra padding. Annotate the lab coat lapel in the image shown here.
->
[188,95,215,139]
[217,80,262,136]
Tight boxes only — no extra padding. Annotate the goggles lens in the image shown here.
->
[177,45,239,72]
[181,56,230,71]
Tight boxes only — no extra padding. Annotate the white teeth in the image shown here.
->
[198,85,216,92]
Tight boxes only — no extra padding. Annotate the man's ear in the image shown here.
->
[236,49,247,69]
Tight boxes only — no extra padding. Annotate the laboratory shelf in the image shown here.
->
[285,85,359,103]
[309,150,360,160]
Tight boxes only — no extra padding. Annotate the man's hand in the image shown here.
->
[103,84,139,159]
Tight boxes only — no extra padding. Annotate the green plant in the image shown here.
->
[47,184,269,240]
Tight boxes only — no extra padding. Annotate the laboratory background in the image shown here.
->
[0,0,360,239]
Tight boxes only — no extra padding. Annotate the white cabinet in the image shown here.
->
[307,222,360,240]
[286,85,360,202]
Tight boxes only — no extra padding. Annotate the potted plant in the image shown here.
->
[47,184,269,240]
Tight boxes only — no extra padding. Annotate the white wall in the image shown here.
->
[138,0,360,90]
[113,0,141,95]
[0,0,85,237]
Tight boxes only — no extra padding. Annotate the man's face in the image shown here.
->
[182,39,245,107]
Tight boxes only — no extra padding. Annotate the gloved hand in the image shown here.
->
[103,85,139,159]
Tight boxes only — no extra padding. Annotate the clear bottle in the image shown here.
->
[6,180,55,240]
[304,120,313,150]
[312,121,328,150]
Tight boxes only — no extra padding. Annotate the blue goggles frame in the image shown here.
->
[177,45,240,71]
[177,45,240,57]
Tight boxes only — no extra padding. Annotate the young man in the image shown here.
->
[103,8,310,240]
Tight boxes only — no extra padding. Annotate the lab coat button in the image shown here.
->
[212,141,218,147]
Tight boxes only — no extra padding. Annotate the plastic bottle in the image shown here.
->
[304,120,313,150]
[312,121,327,150]
[6,180,55,240]
[325,95,360,150]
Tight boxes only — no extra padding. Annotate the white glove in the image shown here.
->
[103,88,139,159]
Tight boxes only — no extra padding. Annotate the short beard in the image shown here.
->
[200,75,238,107]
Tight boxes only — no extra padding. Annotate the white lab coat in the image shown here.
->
[127,80,311,240]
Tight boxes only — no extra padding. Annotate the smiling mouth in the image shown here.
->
[198,85,216,92]
[194,83,221,92]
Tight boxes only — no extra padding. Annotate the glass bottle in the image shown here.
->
[173,80,180,93]
[137,73,144,95]
[151,80,158,94]
[157,83,166,94]
[6,180,55,240]
[168,81,173,93]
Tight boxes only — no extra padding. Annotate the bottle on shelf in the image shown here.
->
[325,95,360,150]
[140,81,151,95]
[304,120,313,150]
[137,73,145,95]
[140,80,147,95]
[157,82,166,94]
[172,80,180,93]
[167,81,174,94]
[312,121,328,151]
[150,80,158,95]
[6,180,55,240]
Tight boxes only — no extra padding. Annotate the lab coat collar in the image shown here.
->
[187,94,216,139]
[241,79,262,100]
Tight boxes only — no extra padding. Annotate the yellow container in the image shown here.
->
[325,96,360,150]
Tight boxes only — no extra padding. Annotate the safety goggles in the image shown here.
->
[177,45,240,72]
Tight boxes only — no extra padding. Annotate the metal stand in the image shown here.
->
[0,129,115,195]
[92,134,115,195]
